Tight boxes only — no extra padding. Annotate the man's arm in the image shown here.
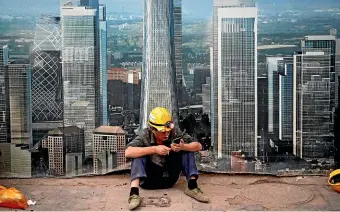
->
[179,131,202,152]
[125,134,155,158]
[125,146,156,159]
[182,141,202,152]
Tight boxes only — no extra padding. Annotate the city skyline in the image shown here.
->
[139,0,180,129]
[212,0,258,159]
[60,1,103,158]
[1,0,340,178]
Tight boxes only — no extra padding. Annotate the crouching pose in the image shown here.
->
[125,107,210,210]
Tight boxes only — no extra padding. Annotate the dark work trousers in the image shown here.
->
[130,151,199,190]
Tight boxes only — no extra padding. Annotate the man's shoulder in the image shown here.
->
[126,128,152,148]
[136,128,152,139]
[134,128,153,144]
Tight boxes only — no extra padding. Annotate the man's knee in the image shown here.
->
[182,151,195,159]
[181,151,199,180]
[130,157,147,182]
[131,157,146,167]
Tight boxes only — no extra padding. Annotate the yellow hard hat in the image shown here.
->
[148,107,174,132]
[328,169,340,193]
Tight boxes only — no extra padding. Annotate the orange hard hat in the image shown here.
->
[328,169,340,193]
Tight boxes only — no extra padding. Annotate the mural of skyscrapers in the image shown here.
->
[278,57,294,153]
[99,4,108,126]
[174,0,183,88]
[0,45,9,144]
[31,15,63,146]
[293,35,336,159]
[6,64,32,146]
[211,0,258,159]
[2,0,340,179]
[139,0,179,129]
[60,1,101,158]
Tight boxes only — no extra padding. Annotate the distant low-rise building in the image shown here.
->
[107,68,141,110]
[42,126,84,176]
[93,126,126,175]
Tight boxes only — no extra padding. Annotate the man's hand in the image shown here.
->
[154,145,171,155]
[171,139,184,152]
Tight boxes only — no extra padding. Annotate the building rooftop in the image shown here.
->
[94,126,126,135]
[303,35,336,41]
[47,126,83,136]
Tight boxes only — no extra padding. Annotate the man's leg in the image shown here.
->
[139,157,166,190]
[129,156,168,210]
[181,152,210,203]
[128,157,146,210]
[162,151,183,188]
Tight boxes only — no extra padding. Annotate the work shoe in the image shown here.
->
[184,186,210,203]
[128,194,141,210]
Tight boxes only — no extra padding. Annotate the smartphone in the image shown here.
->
[172,137,182,144]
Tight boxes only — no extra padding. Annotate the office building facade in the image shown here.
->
[99,4,108,126]
[32,15,63,123]
[6,64,32,146]
[61,4,100,157]
[278,57,294,152]
[173,0,183,88]
[42,126,84,176]
[267,57,283,141]
[293,35,335,159]
[31,15,63,146]
[212,0,258,158]
[93,126,126,174]
[257,76,268,159]
[0,45,9,143]
[140,0,179,129]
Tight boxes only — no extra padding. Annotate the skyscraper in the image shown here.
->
[173,0,183,88]
[139,0,179,129]
[212,0,258,158]
[0,45,9,65]
[0,45,9,143]
[293,35,336,159]
[32,15,62,123]
[267,57,283,141]
[61,2,100,157]
[278,57,294,152]
[31,15,63,145]
[5,64,32,146]
[257,75,268,159]
[99,4,108,126]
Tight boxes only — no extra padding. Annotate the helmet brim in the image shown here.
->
[149,122,173,132]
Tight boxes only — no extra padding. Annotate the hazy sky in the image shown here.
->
[0,0,339,18]
[0,0,213,18]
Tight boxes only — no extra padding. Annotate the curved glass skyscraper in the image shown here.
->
[139,0,179,129]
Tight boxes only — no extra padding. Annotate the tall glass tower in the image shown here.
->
[5,64,32,146]
[278,57,294,152]
[0,45,9,143]
[267,57,283,141]
[61,2,100,157]
[31,15,63,145]
[139,0,179,129]
[173,0,183,88]
[32,15,62,122]
[212,0,258,159]
[293,35,336,159]
[99,4,108,126]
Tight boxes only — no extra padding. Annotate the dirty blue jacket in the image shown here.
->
[126,127,194,167]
